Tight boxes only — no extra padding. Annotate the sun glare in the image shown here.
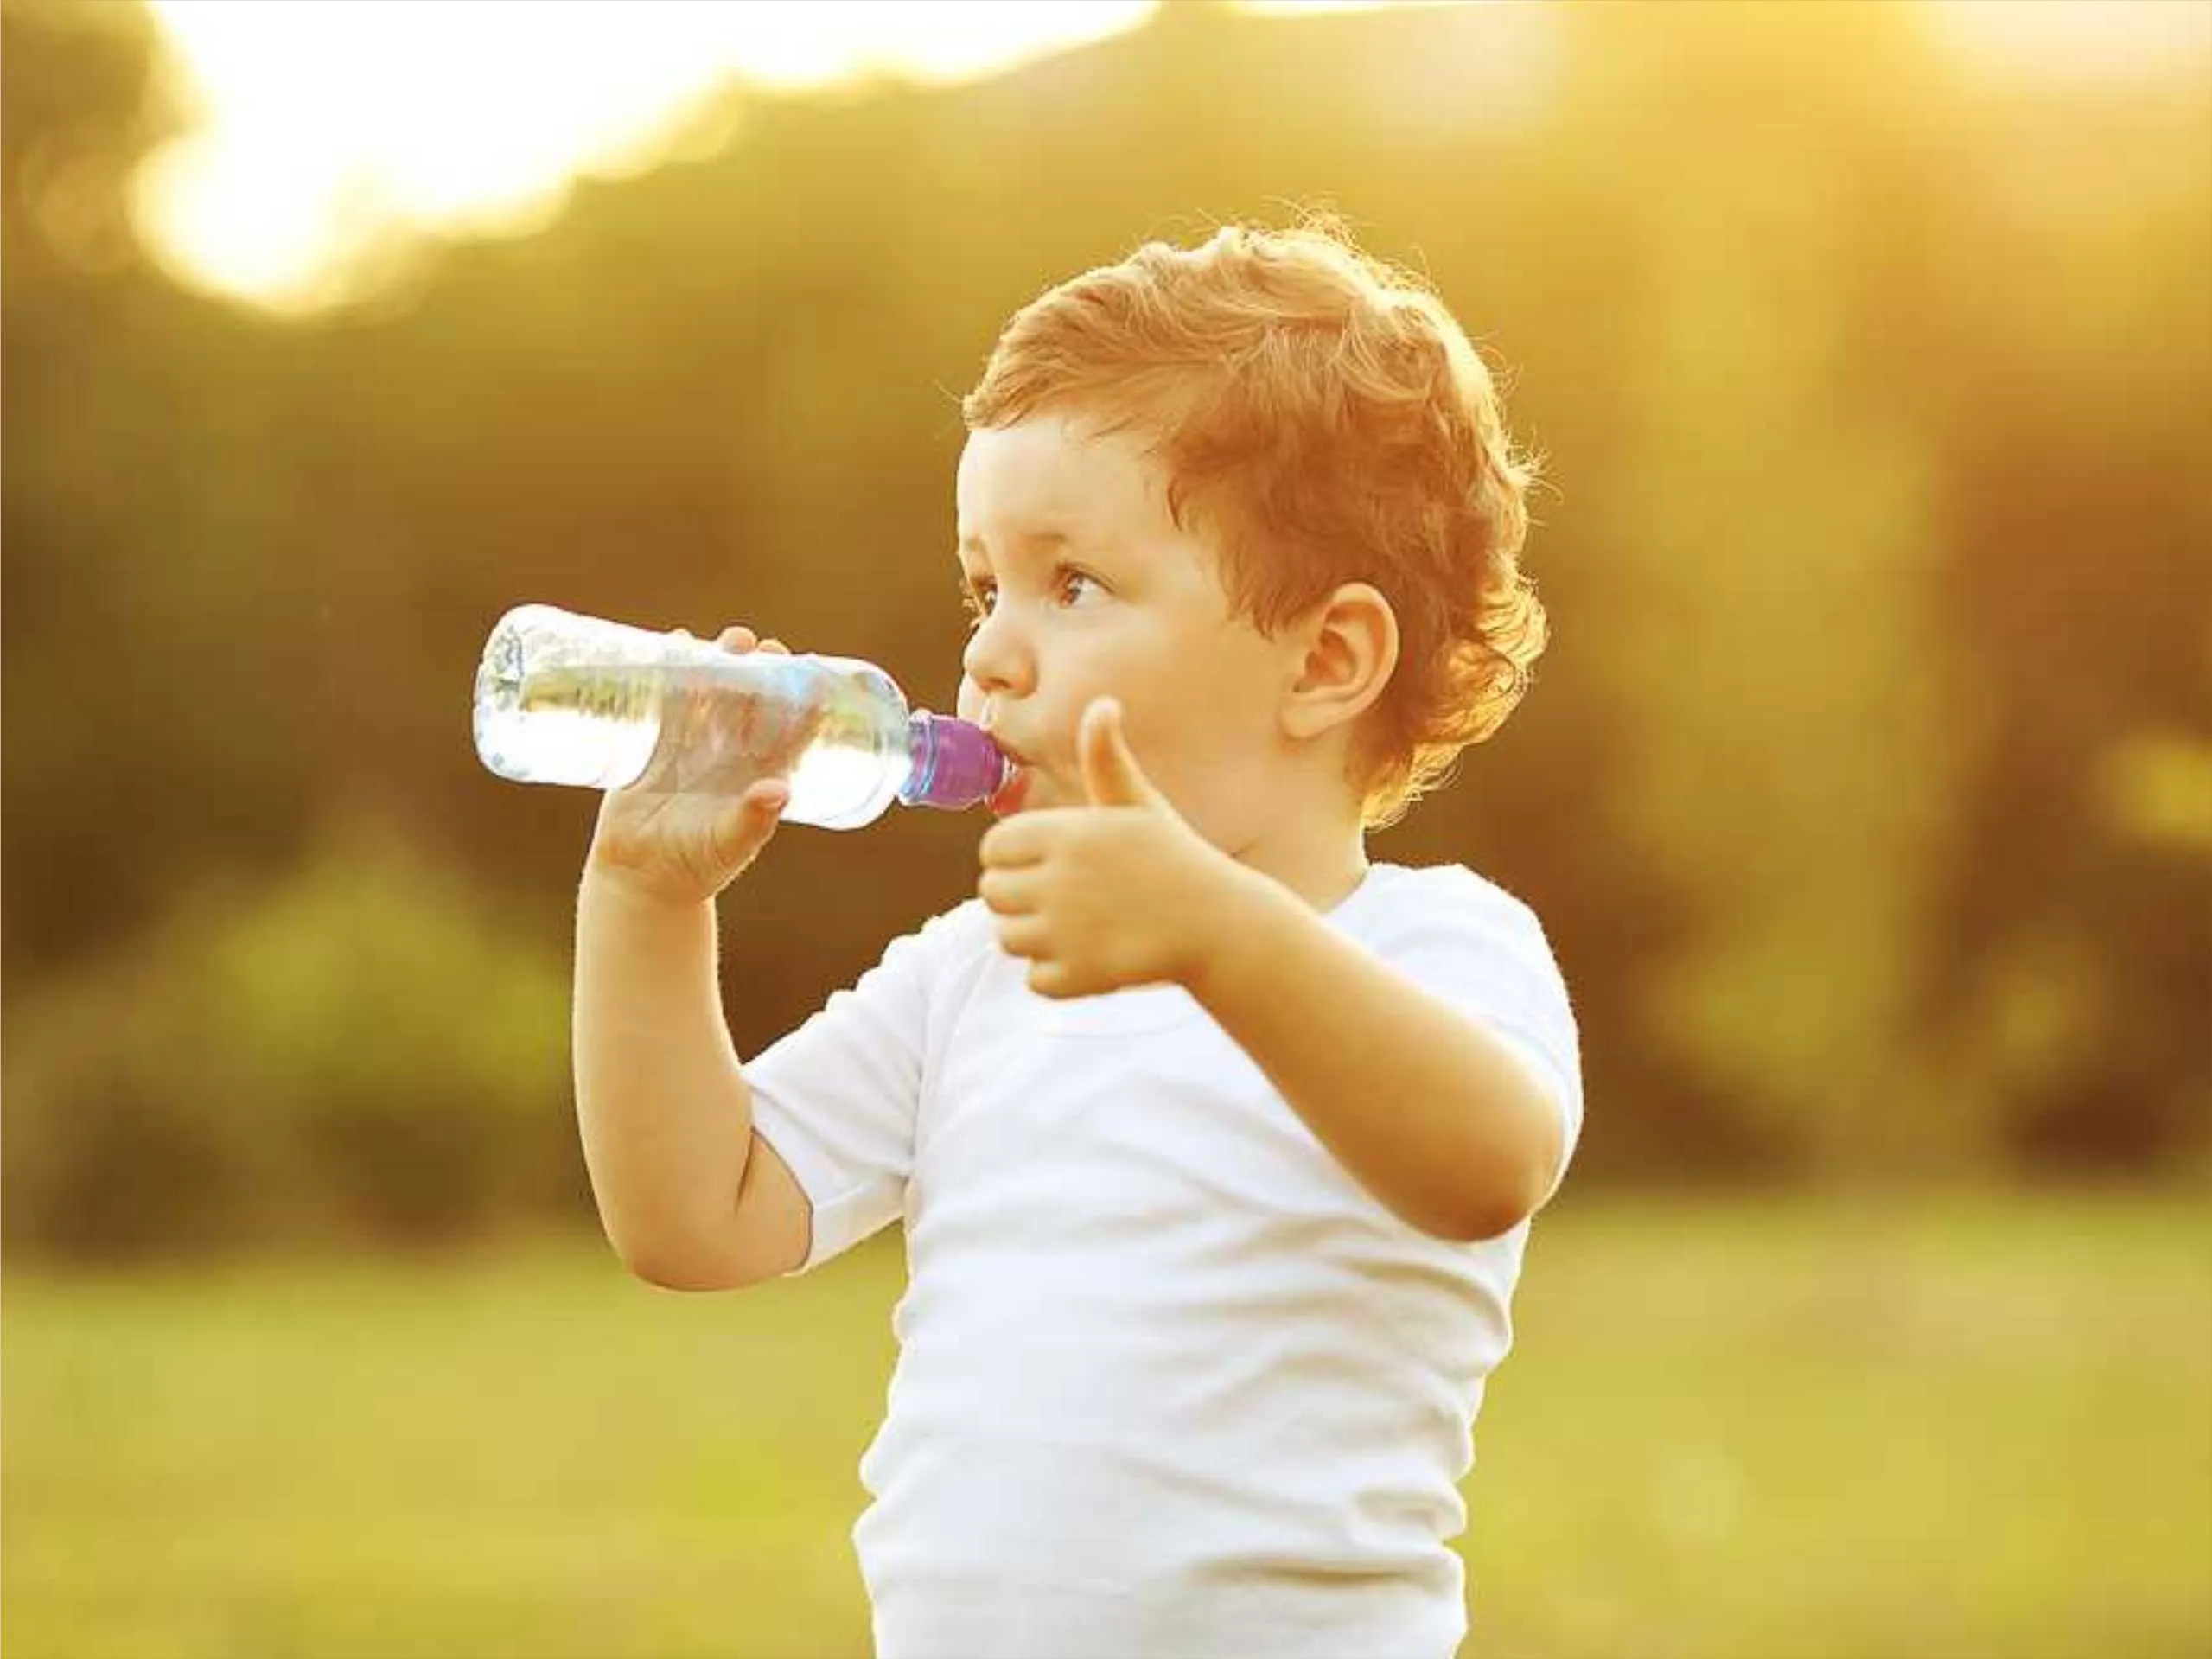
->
[134,0,1158,316]
[1928,0,2212,86]
[129,0,2206,318]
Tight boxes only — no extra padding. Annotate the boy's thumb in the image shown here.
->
[1081,698,1156,807]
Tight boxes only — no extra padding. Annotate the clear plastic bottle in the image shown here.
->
[472,604,1010,829]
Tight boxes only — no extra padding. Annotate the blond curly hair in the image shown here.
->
[964,216,1546,829]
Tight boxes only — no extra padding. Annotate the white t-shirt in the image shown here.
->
[747,859,1582,1659]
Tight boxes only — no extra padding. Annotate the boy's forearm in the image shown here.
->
[1185,873,1562,1242]
[572,871,755,1271]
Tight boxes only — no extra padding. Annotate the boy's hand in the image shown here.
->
[585,625,794,908]
[977,697,1256,999]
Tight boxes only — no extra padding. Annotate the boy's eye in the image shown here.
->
[959,566,1103,627]
[1056,568,1104,606]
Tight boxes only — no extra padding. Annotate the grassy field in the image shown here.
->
[5,1190,2208,1658]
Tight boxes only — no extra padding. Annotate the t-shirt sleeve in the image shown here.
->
[745,907,959,1275]
[1373,868,1585,1211]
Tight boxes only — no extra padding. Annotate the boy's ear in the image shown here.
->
[1280,582,1399,743]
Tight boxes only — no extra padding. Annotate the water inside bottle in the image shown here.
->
[477,637,908,820]
[474,631,664,790]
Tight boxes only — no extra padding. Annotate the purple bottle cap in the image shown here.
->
[902,712,1011,811]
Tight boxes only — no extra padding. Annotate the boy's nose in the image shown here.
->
[960,610,1032,699]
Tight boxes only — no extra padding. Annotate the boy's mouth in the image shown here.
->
[988,767,1033,816]
[984,729,1036,814]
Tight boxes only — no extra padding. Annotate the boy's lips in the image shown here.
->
[988,766,1033,816]
[985,730,1036,814]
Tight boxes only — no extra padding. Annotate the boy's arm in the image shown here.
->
[572,871,809,1289]
[1185,874,1565,1243]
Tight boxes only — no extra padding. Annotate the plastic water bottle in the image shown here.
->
[472,604,1010,830]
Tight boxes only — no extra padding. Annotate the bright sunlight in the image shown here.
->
[132,0,2205,318]
[135,0,1157,316]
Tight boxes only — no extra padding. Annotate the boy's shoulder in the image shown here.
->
[896,893,1004,984]
[1367,865,1579,1068]
[1362,859,1552,941]
[921,892,998,948]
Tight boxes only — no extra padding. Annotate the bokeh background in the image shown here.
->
[4,1,2208,1655]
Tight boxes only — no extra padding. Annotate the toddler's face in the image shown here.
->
[953,412,1295,850]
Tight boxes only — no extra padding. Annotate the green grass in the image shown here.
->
[6,1190,2209,1658]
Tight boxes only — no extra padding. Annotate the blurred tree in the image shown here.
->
[5,0,2207,1254]
[1906,61,2212,1169]
[4,813,580,1257]
[1544,5,1967,1171]
[3,0,319,988]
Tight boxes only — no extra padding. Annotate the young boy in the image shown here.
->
[573,220,1581,1659]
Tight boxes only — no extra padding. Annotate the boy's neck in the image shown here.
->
[1232,821,1372,916]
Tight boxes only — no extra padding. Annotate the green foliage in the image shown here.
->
[3,817,584,1258]
[3,0,2208,1253]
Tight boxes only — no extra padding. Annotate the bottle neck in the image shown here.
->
[899,711,1010,811]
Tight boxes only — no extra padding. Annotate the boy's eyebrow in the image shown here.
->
[957,527,1074,559]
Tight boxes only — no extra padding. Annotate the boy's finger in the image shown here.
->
[717,624,757,650]
[749,780,791,816]
[711,784,788,869]
[760,638,790,654]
